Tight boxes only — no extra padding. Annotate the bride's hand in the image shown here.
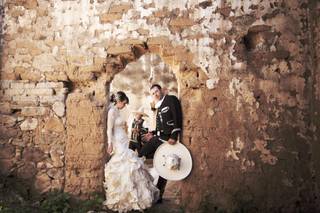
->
[107,143,113,154]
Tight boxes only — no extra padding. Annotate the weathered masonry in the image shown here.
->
[0,1,320,212]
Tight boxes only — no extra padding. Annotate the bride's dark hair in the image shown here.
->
[110,91,129,105]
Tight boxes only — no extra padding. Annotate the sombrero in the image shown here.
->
[132,111,149,117]
[153,142,192,181]
[133,106,149,117]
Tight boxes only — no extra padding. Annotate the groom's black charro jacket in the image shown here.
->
[155,95,182,141]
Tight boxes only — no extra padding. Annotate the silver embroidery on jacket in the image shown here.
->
[167,120,174,126]
[161,106,169,113]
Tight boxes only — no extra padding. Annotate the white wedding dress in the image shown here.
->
[103,105,159,212]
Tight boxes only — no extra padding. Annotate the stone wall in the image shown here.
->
[0,80,67,193]
[309,0,320,204]
[0,0,320,212]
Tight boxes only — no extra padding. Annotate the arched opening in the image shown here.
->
[64,41,208,210]
[109,53,180,206]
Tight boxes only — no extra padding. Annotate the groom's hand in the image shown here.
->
[168,138,177,145]
[142,132,153,142]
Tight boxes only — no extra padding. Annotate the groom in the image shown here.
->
[139,84,182,203]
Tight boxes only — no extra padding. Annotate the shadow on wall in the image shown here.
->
[110,53,178,130]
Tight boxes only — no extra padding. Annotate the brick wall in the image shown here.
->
[0,0,320,212]
[0,80,67,193]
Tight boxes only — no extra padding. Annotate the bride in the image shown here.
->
[103,91,159,212]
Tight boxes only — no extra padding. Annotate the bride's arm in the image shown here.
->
[107,108,116,153]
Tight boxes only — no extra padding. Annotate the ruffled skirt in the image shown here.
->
[103,148,159,212]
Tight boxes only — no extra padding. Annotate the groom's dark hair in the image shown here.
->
[150,84,162,90]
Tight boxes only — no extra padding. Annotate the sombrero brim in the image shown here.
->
[153,142,192,181]
[133,112,149,117]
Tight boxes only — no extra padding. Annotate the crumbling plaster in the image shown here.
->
[1,0,320,212]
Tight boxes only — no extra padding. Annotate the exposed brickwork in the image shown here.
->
[0,0,319,212]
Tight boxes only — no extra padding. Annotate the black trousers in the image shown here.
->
[128,140,142,153]
[138,135,169,199]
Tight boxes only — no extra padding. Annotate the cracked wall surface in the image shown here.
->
[0,0,320,212]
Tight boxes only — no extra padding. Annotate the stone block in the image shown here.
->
[169,18,195,26]
[93,57,106,67]
[39,95,65,105]
[52,102,65,117]
[0,144,15,159]
[100,13,122,23]
[21,107,49,116]
[10,7,25,18]
[47,168,64,179]
[109,3,132,13]
[19,70,42,81]
[78,65,103,73]
[44,117,65,133]
[36,82,64,89]
[17,162,37,180]
[29,46,43,56]
[107,45,132,55]
[174,52,194,63]
[0,72,18,80]
[37,161,47,170]
[36,7,48,17]
[146,45,161,54]
[33,54,58,72]
[34,173,51,194]
[23,147,45,162]
[120,38,145,45]
[206,78,219,90]
[11,82,36,89]
[24,0,38,9]
[25,88,54,96]
[0,115,17,127]
[46,40,64,47]
[50,148,64,168]
[11,138,26,147]
[55,88,68,96]
[66,56,88,66]
[153,9,170,18]
[14,66,27,74]
[0,93,11,102]
[5,88,25,96]
[0,126,19,140]
[147,36,170,45]
[20,118,38,131]
[12,95,39,106]
[51,179,64,191]
[0,80,13,89]
[162,55,175,67]
[0,103,13,114]
[137,28,149,35]
[45,71,69,81]
[16,40,36,49]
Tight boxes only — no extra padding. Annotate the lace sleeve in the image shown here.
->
[107,107,116,145]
